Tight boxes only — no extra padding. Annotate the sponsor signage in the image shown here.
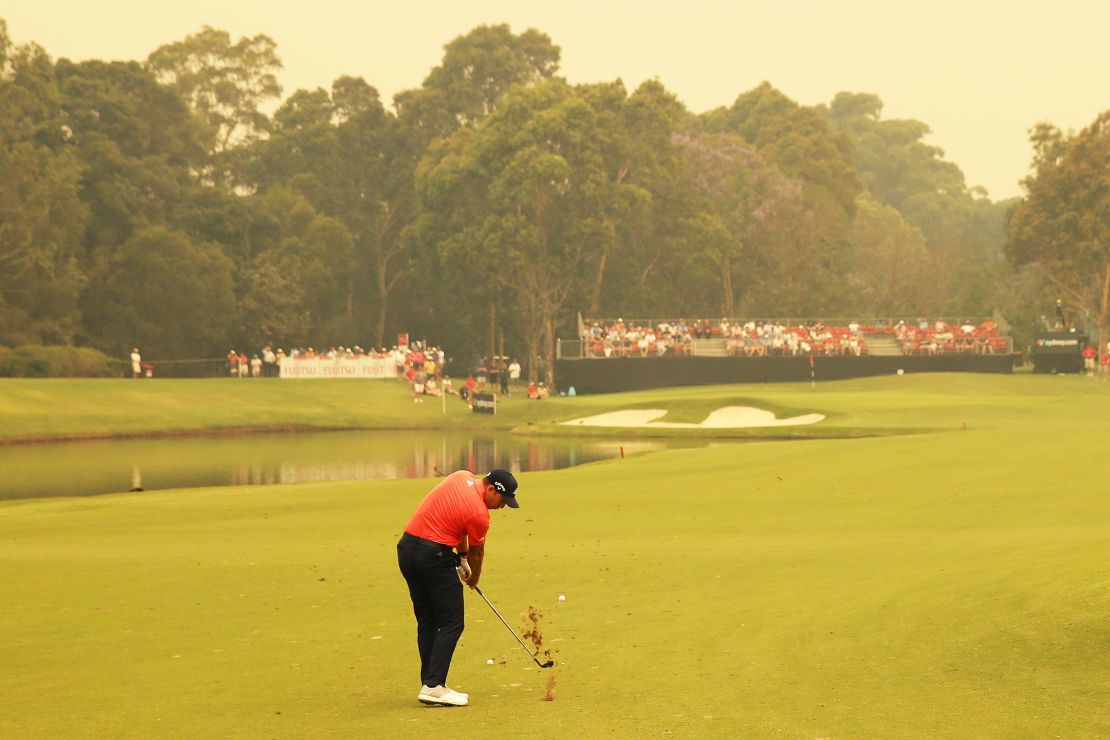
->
[471,392,497,415]
[1031,332,1086,355]
[1031,332,1087,374]
[279,356,396,379]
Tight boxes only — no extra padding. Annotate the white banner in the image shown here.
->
[279,356,396,379]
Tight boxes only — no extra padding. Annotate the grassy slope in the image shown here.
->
[1,374,1109,737]
[0,373,1093,442]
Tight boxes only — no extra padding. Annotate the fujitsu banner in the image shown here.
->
[279,356,395,379]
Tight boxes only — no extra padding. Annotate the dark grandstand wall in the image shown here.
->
[556,355,1015,394]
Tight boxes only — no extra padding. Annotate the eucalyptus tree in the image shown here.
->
[247,77,415,348]
[1006,111,1110,356]
[147,26,281,154]
[412,23,560,132]
[394,24,563,362]
[417,79,637,385]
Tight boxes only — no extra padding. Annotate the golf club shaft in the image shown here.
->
[474,586,548,666]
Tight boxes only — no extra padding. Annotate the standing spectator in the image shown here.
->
[130,348,142,379]
[238,351,249,378]
[508,359,521,386]
[250,354,262,378]
[476,359,488,389]
[1082,344,1097,377]
[262,346,276,377]
[498,358,509,396]
[227,350,239,378]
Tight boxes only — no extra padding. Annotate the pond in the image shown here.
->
[0,430,714,501]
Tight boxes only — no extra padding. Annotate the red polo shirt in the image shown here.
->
[405,470,490,548]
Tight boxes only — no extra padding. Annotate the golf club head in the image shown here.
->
[538,659,555,669]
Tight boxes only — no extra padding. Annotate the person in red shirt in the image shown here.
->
[1083,344,1097,376]
[397,468,519,707]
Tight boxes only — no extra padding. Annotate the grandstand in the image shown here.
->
[555,316,1015,393]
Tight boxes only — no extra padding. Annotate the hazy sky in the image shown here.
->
[5,1,1108,199]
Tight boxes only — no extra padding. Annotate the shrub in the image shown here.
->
[0,345,115,377]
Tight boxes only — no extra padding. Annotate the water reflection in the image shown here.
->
[0,431,708,500]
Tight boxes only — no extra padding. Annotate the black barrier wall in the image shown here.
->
[555,355,1014,394]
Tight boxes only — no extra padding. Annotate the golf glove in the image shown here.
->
[456,557,472,581]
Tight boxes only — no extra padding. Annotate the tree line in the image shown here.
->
[2,19,1104,382]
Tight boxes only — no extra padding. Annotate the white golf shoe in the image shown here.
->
[418,684,469,706]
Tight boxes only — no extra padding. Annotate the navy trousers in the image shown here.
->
[397,533,465,688]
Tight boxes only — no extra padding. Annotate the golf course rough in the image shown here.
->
[1,373,1109,737]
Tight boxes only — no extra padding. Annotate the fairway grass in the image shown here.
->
[2,374,1109,737]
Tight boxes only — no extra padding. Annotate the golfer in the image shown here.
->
[397,468,519,707]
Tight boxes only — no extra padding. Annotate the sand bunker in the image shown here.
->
[561,406,825,429]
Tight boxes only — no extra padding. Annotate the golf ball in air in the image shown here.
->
[486,658,494,665]
[558,594,566,602]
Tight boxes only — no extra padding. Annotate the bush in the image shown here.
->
[0,345,115,377]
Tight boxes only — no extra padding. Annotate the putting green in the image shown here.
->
[2,374,1109,737]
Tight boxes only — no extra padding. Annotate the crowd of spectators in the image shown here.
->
[223,344,408,378]
[890,319,1008,355]
[218,341,544,401]
[580,317,1009,358]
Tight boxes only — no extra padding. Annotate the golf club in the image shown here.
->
[473,586,555,669]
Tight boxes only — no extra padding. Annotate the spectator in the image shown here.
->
[238,351,249,378]
[130,347,142,379]
[262,346,276,377]
[250,354,262,377]
[1082,344,1097,377]
[508,359,521,385]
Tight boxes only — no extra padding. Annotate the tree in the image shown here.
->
[849,198,930,314]
[713,82,860,217]
[0,22,87,345]
[235,250,311,350]
[418,80,633,385]
[247,77,415,348]
[824,91,1010,317]
[246,187,356,345]
[418,24,560,130]
[1006,111,1110,357]
[55,58,213,250]
[80,226,236,357]
[147,26,281,153]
